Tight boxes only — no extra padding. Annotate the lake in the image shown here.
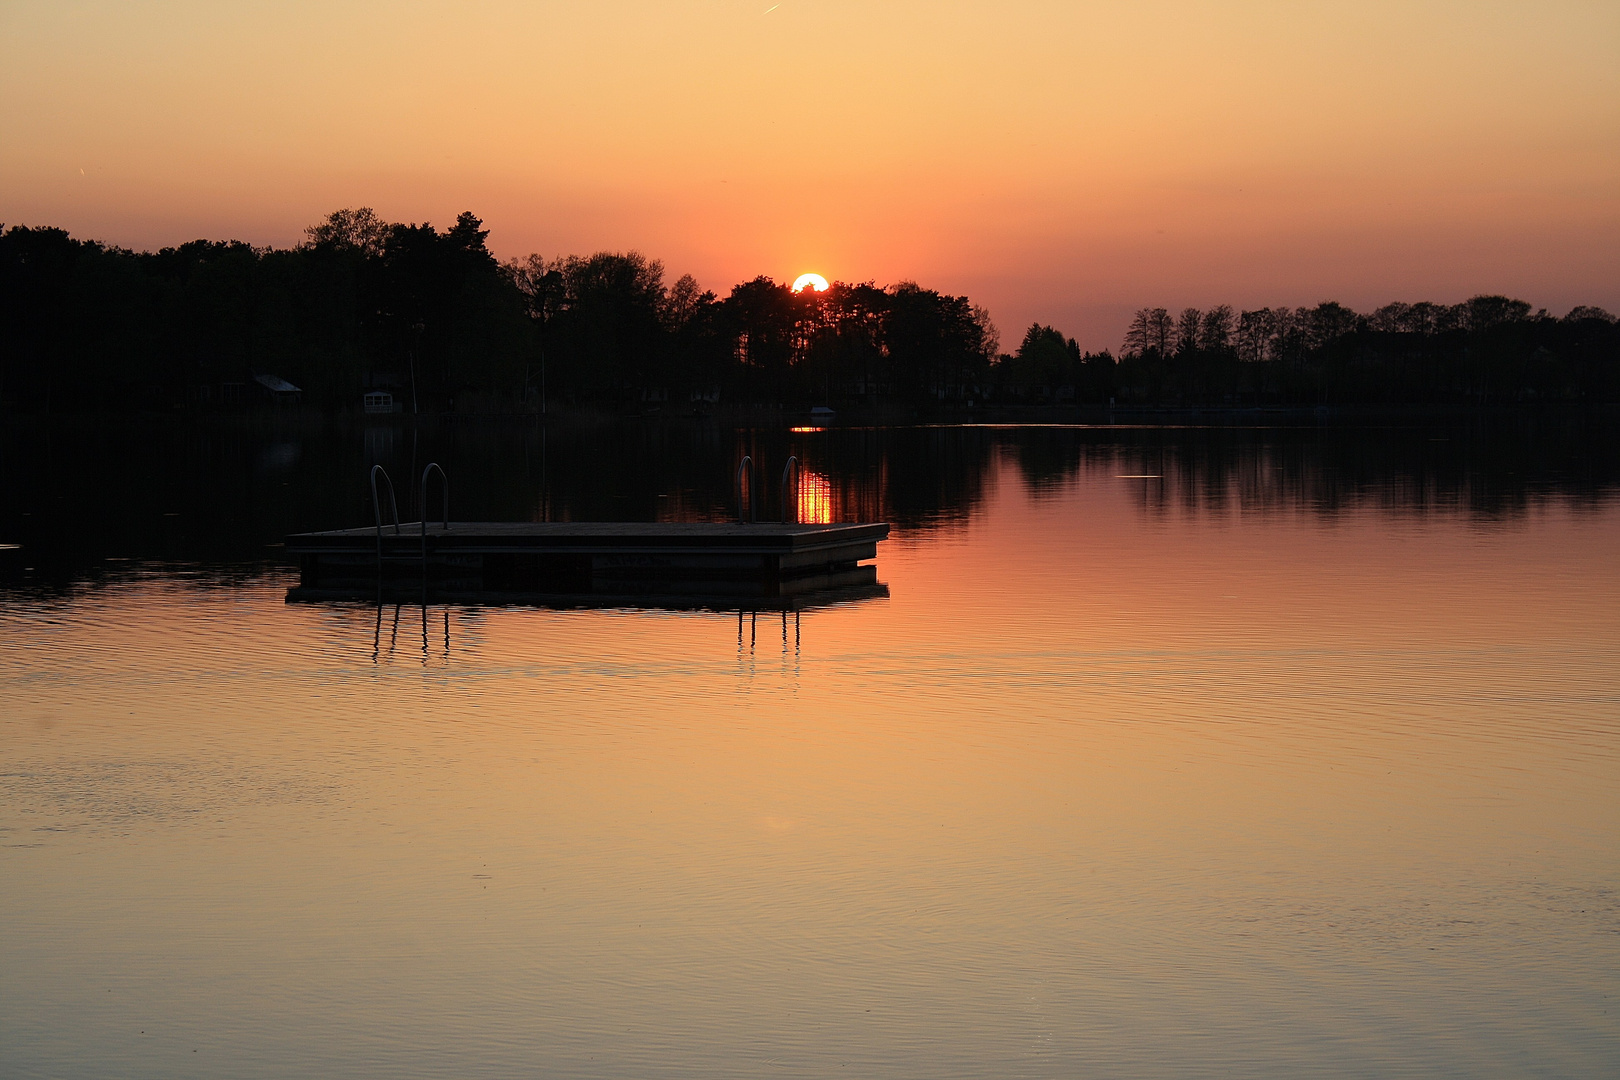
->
[3,413,1618,1079]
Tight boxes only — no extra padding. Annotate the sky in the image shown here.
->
[2,0,1617,350]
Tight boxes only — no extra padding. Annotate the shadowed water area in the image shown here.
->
[3,414,1618,1079]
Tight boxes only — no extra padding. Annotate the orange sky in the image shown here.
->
[3,0,1616,349]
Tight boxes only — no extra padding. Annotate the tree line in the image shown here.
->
[1100,299,1620,406]
[2,208,1616,412]
[991,297,1618,406]
[0,208,996,412]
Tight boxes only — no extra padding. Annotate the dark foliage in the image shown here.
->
[3,212,1615,411]
[0,210,534,412]
[1113,299,1620,406]
[0,211,996,412]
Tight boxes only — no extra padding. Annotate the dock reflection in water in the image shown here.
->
[361,587,878,668]
[370,601,452,665]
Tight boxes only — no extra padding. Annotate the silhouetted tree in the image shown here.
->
[305,206,390,256]
[1123,308,1175,359]
[1175,308,1202,356]
[1199,305,1235,353]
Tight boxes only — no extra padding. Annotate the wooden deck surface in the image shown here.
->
[288,521,889,553]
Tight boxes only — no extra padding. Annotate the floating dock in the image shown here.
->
[285,521,889,606]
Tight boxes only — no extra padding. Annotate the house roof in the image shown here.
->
[253,373,302,393]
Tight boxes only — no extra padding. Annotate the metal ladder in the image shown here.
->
[419,462,449,562]
[736,455,801,524]
[371,463,450,571]
[370,465,401,567]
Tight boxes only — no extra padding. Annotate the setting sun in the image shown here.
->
[792,273,829,294]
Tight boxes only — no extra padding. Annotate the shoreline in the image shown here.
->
[3,400,1617,431]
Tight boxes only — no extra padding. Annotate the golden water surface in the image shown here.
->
[4,449,1618,1078]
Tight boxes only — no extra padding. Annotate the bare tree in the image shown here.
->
[1300,302,1359,350]
[971,304,1000,361]
[1432,303,1466,334]
[1236,309,1273,362]
[1461,295,1532,332]
[1122,309,1153,356]
[1199,305,1235,352]
[662,273,707,332]
[1124,308,1175,357]
[1368,302,1410,333]
[503,253,564,322]
[1404,302,1443,334]
[1270,307,1305,363]
[1176,308,1202,354]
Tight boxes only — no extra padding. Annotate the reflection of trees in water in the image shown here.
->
[808,426,994,530]
[1002,417,1620,519]
[4,415,1616,589]
[523,418,1616,528]
[518,423,995,531]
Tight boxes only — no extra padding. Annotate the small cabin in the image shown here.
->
[253,374,302,405]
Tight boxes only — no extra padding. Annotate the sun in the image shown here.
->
[791,273,829,293]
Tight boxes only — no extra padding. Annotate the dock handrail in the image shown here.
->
[780,456,799,523]
[420,462,449,563]
[736,456,755,523]
[370,465,401,566]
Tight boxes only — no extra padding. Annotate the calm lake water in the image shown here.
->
[3,415,1619,1079]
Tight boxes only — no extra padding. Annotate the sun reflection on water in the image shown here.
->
[796,470,834,523]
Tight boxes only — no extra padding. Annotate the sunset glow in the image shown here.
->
[5,0,1620,1068]
[2,1,1613,347]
